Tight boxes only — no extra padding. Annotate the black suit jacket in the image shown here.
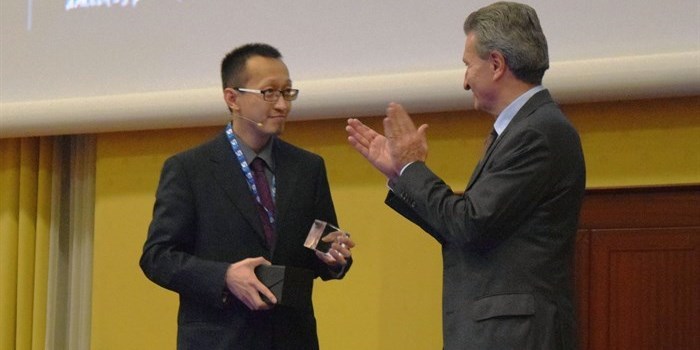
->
[386,90,585,350]
[140,130,348,350]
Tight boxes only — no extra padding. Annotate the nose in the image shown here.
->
[273,96,290,111]
[463,72,470,91]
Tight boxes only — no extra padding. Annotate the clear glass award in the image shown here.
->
[304,219,349,254]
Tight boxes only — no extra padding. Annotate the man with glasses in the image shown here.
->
[140,43,354,350]
[347,2,584,349]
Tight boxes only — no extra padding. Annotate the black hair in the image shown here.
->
[220,43,283,89]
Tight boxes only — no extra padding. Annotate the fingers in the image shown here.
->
[347,118,393,173]
[349,104,413,141]
[332,235,355,261]
[247,256,272,267]
[347,136,370,159]
[240,282,276,311]
[346,118,377,146]
[318,231,354,266]
[257,284,277,308]
[346,119,372,157]
[347,116,402,178]
[327,248,350,265]
[225,257,277,310]
[382,103,429,168]
[315,250,336,264]
[322,231,355,249]
[317,248,351,266]
[384,103,416,138]
[246,258,276,307]
[417,123,429,136]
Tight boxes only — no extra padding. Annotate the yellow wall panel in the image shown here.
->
[92,127,218,349]
[564,97,700,187]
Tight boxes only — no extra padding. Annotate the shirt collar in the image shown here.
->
[493,85,545,136]
[232,132,275,172]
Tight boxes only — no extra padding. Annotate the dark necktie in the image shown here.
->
[482,128,498,158]
[250,158,276,250]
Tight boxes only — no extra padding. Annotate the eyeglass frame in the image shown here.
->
[233,87,300,102]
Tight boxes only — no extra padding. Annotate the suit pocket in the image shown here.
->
[472,293,535,321]
[470,293,537,349]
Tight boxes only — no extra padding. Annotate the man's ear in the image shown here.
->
[490,51,507,80]
[223,88,240,112]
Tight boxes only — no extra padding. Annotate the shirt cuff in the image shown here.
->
[399,161,415,176]
[387,162,415,192]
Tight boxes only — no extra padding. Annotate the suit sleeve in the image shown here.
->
[385,189,445,244]
[311,158,352,280]
[388,126,554,249]
[139,155,230,308]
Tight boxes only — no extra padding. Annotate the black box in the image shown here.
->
[254,265,314,309]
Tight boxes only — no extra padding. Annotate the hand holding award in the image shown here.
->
[305,219,354,266]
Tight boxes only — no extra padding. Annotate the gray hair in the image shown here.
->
[463,1,549,85]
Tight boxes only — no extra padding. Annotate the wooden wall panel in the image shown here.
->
[589,228,699,349]
[579,186,700,229]
[575,229,591,350]
[577,185,700,350]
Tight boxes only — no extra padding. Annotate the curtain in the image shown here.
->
[0,137,53,350]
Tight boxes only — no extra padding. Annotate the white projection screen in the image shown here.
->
[1,1,699,137]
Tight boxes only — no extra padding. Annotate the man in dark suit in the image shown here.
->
[346,2,585,349]
[140,43,354,350]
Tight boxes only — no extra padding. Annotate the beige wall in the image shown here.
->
[91,96,699,349]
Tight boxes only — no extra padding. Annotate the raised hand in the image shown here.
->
[346,118,399,179]
[383,103,429,174]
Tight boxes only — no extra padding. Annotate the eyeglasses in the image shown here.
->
[234,87,299,102]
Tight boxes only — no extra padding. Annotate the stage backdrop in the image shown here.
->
[90,96,699,349]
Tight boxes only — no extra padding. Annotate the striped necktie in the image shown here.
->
[250,157,276,250]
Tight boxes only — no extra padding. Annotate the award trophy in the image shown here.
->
[304,219,349,255]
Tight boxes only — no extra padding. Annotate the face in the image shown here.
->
[462,33,497,114]
[227,56,293,136]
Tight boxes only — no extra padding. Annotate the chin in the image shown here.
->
[270,123,285,135]
[472,99,491,114]
[274,118,287,132]
[472,100,480,111]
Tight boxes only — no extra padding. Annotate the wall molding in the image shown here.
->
[2,51,698,138]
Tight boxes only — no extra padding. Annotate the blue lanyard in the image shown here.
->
[225,122,276,225]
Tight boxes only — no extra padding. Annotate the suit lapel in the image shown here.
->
[466,90,554,190]
[209,132,268,245]
[467,133,499,189]
[271,139,297,230]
